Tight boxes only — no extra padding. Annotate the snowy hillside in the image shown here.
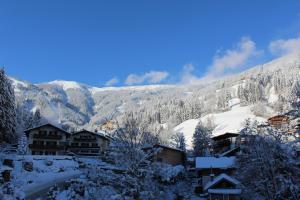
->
[174,98,267,149]
[11,53,300,138]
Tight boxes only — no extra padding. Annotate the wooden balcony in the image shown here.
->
[73,137,96,142]
[33,134,62,140]
[69,145,100,149]
[28,144,64,150]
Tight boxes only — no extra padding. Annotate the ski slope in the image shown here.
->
[173,100,267,149]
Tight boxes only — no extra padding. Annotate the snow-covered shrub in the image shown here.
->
[155,164,185,183]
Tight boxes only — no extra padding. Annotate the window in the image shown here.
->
[81,143,89,147]
[71,143,79,146]
[91,143,98,147]
[91,150,99,153]
[48,151,56,155]
[33,140,44,145]
[46,141,57,146]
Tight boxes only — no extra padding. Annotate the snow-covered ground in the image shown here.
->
[3,155,80,198]
[173,99,267,149]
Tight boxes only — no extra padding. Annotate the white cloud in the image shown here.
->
[125,70,169,85]
[105,77,119,86]
[180,64,201,84]
[207,37,262,77]
[179,37,262,84]
[269,36,300,56]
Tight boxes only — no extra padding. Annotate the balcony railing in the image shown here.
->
[73,137,96,141]
[28,144,64,150]
[33,134,62,140]
[69,145,100,149]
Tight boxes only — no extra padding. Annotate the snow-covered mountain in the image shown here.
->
[11,53,300,143]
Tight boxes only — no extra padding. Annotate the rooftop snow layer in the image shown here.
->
[195,156,236,169]
[204,173,240,191]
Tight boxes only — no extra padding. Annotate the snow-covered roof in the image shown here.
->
[154,144,185,153]
[195,156,236,169]
[72,129,110,140]
[211,133,239,140]
[142,144,185,153]
[208,189,242,195]
[204,173,240,191]
[24,123,70,135]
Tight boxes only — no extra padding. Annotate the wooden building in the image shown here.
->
[25,123,110,156]
[68,130,110,156]
[267,115,289,129]
[143,144,186,166]
[204,173,241,200]
[25,124,70,155]
[212,133,239,155]
[195,156,237,192]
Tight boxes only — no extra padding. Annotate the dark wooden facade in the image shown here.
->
[25,124,70,155]
[25,124,110,156]
[143,144,186,166]
[268,115,289,128]
[212,133,239,155]
[68,130,109,156]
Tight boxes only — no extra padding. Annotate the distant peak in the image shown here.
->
[48,80,84,90]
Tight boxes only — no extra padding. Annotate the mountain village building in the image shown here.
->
[204,173,242,200]
[25,123,110,156]
[194,156,237,194]
[143,144,186,166]
[68,129,109,156]
[212,133,239,155]
[267,115,289,129]
[25,124,70,155]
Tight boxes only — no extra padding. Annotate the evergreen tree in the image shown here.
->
[17,132,27,155]
[290,81,300,110]
[0,68,16,143]
[171,132,186,151]
[192,121,212,156]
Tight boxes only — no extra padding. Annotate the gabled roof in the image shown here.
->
[195,156,236,169]
[24,123,70,136]
[142,144,185,153]
[72,129,109,140]
[211,133,239,141]
[204,173,240,191]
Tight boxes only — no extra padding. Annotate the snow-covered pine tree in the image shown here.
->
[289,81,300,110]
[237,125,300,200]
[171,132,186,151]
[17,132,27,155]
[0,68,16,143]
[192,121,212,156]
[30,109,42,128]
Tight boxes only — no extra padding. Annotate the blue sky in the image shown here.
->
[1,0,300,86]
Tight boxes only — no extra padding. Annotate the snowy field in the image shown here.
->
[1,155,80,199]
[174,98,267,149]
